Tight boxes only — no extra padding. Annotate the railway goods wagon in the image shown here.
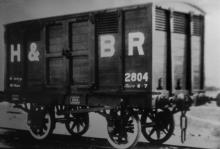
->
[3,2,205,149]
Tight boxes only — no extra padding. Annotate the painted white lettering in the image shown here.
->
[128,32,145,56]
[10,44,21,62]
[28,42,40,62]
[100,35,115,57]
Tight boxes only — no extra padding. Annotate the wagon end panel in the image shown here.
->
[124,7,153,92]
[152,2,205,95]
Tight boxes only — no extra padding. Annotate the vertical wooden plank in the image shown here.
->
[89,14,95,87]
[167,9,173,93]
[63,21,70,90]
[4,27,9,91]
[23,27,27,89]
[94,14,99,89]
[68,22,73,87]
[152,4,156,91]
[119,10,124,90]
[42,26,47,87]
[200,15,205,90]
[186,13,192,92]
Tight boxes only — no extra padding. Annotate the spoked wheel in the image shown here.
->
[28,105,55,140]
[65,113,89,136]
[106,109,140,149]
[141,108,174,144]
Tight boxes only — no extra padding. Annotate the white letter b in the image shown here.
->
[100,35,115,57]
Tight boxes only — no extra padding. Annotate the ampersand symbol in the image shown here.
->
[28,42,40,62]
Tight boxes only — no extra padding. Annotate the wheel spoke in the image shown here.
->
[142,122,155,128]
[126,127,134,133]
[162,129,167,134]
[44,118,49,123]
[117,135,123,144]
[156,130,161,140]
[149,127,156,137]
[81,122,85,128]
[40,128,44,135]
[43,124,48,130]
[79,119,84,127]
[76,124,80,132]
[166,125,170,132]
[33,128,38,135]
[71,122,77,130]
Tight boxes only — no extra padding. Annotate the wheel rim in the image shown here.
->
[65,113,89,136]
[141,109,174,144]
[29,112,53,140]
[106,111,140,149]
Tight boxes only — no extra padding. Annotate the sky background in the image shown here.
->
[0,0,219,90]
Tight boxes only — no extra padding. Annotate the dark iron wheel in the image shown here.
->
[106,109,140,149]
[141,108,174,144]
[65,113,89,136]
[28,105,55,140]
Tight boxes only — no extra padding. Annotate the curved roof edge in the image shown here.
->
[182,2,206,14]
[153,0,206,15]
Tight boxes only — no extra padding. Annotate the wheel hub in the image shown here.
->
[28,110,55,140]
[65,113,89,136]
[141,109,174,144]
[108,116,134,144]
[155,111,170,130]
[28,110,46,128]
[106,109,140,149]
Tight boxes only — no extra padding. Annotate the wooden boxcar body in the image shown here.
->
[3,2,205,149]
[4,3,204,107]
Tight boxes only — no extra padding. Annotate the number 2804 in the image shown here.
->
[125,72,148,82]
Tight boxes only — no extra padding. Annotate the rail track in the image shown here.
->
[0,128,209,149]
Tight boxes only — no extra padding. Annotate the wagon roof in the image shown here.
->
[4,1,205,27]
